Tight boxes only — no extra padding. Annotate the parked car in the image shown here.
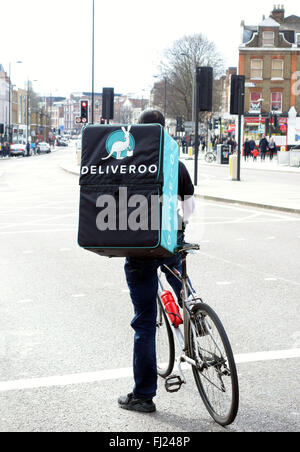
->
[37,142,51,154]
[291,144,300,150]
[10,143,27,157]
[56,138,68,147]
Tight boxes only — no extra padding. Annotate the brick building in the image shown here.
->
[239,5,300,146]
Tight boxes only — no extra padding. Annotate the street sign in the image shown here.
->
[245,83,256,88]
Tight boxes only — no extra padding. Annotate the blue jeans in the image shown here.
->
[124,254,182,400]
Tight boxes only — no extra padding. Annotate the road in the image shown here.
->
[0,148,299,432]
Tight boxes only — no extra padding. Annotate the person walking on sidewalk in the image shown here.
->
[259,135,268,161]
[268,137,277,161]
[252,148,259,161]
[26,142,31,157]
[243,138,251,161]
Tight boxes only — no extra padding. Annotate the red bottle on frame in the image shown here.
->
[161,291,183,328]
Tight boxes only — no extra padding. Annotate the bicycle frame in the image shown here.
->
[158,250,204,384]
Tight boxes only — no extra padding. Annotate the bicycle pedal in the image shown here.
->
[165,375,184,393]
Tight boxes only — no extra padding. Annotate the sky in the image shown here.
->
[1,0,299,98]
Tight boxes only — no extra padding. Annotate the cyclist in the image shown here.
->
[118,110,195,414]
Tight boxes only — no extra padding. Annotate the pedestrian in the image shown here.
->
[252,148,259,161]
[26,142,31,157]
[119,110,195,413]
[31,141,36,156]
[243,138,251,161]
[259,135,268,161]
[227,136,236,153]
[249,137,256,156]
[268,137,277,161]
[4,141,10,158]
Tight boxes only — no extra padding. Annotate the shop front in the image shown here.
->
[243,116,288,149]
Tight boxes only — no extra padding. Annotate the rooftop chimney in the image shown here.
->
[270,5,285,24]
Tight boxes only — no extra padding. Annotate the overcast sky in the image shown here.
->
[1,0,299,97]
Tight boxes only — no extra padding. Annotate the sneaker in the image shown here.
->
[118,393,156,413]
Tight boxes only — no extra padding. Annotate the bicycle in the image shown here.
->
[156,243,239,427]
[205,151,217,163]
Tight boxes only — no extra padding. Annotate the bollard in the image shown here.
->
[230,155,238,180]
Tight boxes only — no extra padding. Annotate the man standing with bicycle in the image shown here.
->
[118,110,195,414]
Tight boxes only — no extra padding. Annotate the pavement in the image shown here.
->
[58,148,300,215]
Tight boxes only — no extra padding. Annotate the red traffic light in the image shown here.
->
[100,118,105,124]
[82,102,87,108]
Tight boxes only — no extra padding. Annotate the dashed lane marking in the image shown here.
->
[0,349,299,393]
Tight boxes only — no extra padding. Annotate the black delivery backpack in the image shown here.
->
[78,124,179,258]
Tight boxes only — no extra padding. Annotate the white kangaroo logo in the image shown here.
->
[103,126,133,160]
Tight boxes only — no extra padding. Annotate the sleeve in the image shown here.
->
[178,162,194,199]
[178,162,195,222]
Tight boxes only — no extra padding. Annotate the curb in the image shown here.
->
[60,165,80,176]
[195,193,300,215]
[181,157,300,174]
[59,164,300,215]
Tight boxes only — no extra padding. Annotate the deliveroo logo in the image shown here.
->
[103,126,135,160]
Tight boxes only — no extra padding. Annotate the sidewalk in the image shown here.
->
[181,151,300,174]
[60,153,300,215]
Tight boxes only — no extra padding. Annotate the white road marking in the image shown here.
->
[0,348,299,393]
[17,300,33,304]
[266,237,276,240]
[236,238,246,241]
[216,282,232,286]
[0,228,77,235]
[200,251,300,287]
[72,294,86,298]
[265,278,278,282]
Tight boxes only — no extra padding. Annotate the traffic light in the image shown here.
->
[230,75,245,115]
[176,116,184,133]
[102,88,114,121]
[80,100,89,124]
[197,67,213,112]
[100,117,105,124]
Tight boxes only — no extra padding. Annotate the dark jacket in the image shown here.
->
[259,138,269,152]
[249,140,256,151]
[244,141,251,153]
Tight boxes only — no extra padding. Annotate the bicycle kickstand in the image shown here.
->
[165,357,186,394]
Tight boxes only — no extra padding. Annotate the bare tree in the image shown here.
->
[152,34,225,121]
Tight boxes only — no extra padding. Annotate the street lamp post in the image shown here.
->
[91,0,95,124]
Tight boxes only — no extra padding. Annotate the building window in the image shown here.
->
[271,92,282,112]
[250,92,262,113]
[251,59,263,79]
[271,59,284,79]
[263,31,275,47]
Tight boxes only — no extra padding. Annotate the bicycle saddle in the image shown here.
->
[176,243,200,253]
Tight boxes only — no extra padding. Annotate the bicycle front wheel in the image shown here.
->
[188,303,239,426]
[205,153,215,163]
[156,296,175,379]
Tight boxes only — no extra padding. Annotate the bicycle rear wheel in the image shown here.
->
[156,296,175,378]
[188,303,239,426]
